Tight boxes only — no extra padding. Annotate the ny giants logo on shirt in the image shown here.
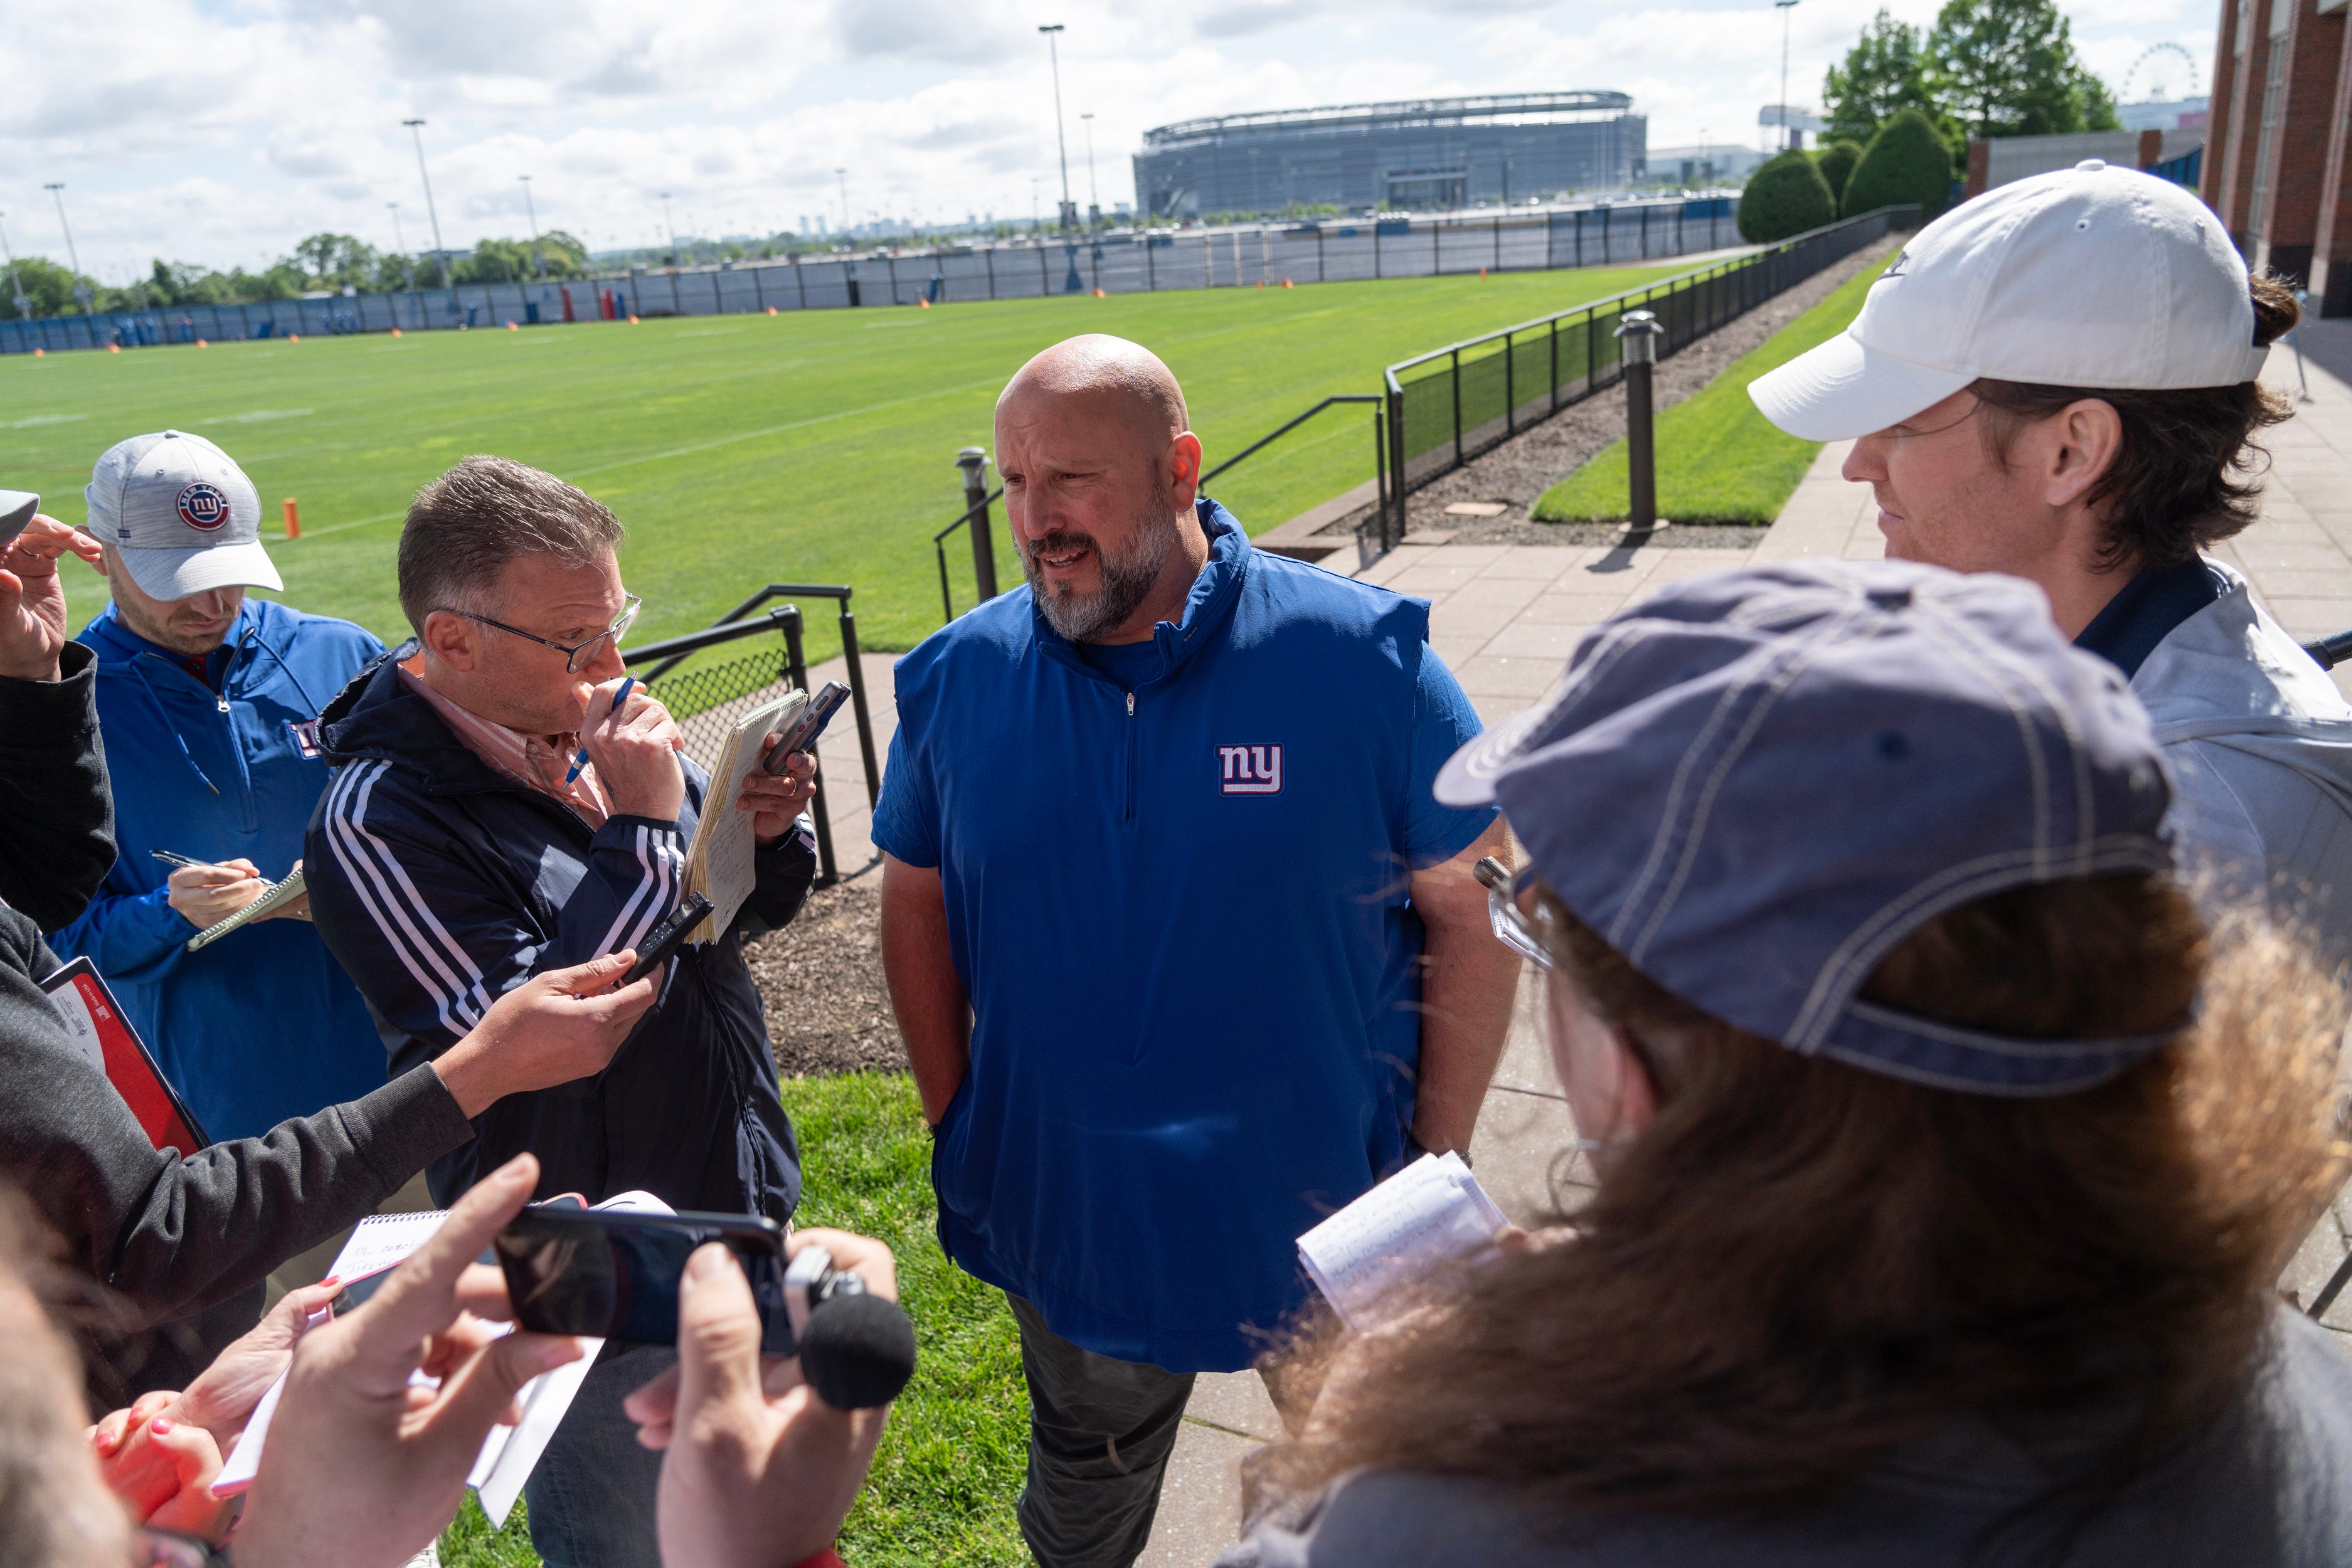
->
[1217,744,1283,795]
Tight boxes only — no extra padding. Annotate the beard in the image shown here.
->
[1024,505,1179,643]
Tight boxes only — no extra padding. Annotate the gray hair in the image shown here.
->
[396,455,624,632]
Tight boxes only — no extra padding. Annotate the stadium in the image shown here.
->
[1131,92,1648,218]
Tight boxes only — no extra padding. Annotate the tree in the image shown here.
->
[1843,107,1957,220]
[1739,151,1838,243]
[286,233,381,291]
[1927,0,2121,140]
[1814,140,1866,211]
[8,256,93,317]
[1823,9,1940,146]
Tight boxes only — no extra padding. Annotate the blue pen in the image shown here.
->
[566,675,634,785]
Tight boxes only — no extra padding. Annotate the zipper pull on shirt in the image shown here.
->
[1126,692,1136,716]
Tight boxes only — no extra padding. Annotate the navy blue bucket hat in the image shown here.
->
[1437,559,2185,1097]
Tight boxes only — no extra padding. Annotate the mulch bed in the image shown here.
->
[1306,233,1903,550]
[745,873,904,1076]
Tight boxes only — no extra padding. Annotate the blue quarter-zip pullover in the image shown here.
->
[52,598,388,1141]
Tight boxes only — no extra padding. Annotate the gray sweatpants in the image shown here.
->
[1010,1295,1198,1568]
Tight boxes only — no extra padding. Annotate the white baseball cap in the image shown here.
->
[84,431,282,601]
[1749,161,2270,442]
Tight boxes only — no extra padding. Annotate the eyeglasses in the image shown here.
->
[439,594,641,674]
[1474,856,1552,971]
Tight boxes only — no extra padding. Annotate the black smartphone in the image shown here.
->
[622,893,712,985]
[763,682,852,775]
[494,1206,802,1354]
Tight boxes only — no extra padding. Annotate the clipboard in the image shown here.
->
[186,865,306,951]
[41,956,210,1151]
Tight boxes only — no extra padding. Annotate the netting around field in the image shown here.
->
[637,647,796,774]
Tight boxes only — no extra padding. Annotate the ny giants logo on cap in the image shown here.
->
[1217,744,1283,795]
[175,482,231,532]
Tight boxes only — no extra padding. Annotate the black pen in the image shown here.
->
[151,850,218,872]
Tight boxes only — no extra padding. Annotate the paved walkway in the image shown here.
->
[1139,332,2352,1562]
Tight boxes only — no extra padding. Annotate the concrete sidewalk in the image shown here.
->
[1136,342,2352,1564]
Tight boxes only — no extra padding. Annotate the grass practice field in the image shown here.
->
[1,263,1684,662]
[1534,258,1888,525]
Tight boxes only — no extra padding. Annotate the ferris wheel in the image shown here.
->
[2122,41,2202,104]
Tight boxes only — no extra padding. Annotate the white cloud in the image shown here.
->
[3,0,2223,280]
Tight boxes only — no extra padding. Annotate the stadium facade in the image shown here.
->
[1133,93,1647,218]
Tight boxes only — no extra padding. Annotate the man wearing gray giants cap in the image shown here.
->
[1748,161,2352,954]
[49,431,393,1152]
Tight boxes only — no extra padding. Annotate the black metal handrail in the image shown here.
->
[624,584,882,886]
[932,393,1390,622]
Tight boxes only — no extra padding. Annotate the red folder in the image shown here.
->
[41,956,209,1152]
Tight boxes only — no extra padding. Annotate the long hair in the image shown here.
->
[1254,874,2345,1528]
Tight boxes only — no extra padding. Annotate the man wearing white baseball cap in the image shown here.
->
[50,430,393,1153]
[1749,160,2352,952]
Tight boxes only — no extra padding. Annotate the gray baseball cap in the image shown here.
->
[0,490,36,545]
[1437,559,2183,1096]
[85,431,282,601]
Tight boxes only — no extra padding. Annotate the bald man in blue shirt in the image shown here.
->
[874,334,1519,1568]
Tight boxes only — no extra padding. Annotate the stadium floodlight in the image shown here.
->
[1774,0,1800,152]
[43,184,89,314]
[402,120,453,289]
[1039,26,1074,238]
[521,175,546,278]
[660,192,679,267]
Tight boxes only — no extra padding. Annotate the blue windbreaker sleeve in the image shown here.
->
[48,879,196,983]
[1403,643,1496,867]
[308,758,689,1056]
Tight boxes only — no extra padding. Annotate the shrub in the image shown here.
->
[1738,152,1838,243]
[1815,140,1865,211]
[1843,107,1955,221]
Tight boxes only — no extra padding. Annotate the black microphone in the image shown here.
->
[799,1291,918,1410]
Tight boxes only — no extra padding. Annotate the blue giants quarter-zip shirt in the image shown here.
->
[872,501,1495,1372]
[51,599,388,1142]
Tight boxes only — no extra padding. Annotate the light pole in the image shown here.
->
[1039,24,1073,236]
[0,212,29,320]
[43,183,87,313]
[835,169,850,239]
[1775,0,1801,152]
[402,119,452,287]
[1081,112,1101,230]
[519,174,545,277]
[388,202,415,287]
[660,192,679,265]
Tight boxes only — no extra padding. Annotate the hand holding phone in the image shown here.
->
[763,682,851,775]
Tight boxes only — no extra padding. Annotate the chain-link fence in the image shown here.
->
[1,197,1747,354]
[1371,206,1916,549]
[623,586,882,886]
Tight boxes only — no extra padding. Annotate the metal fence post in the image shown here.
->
[1450,347,1464,465]
[958,447,999,601]
[1374,221,1382,280]
[1616,310,1663,532]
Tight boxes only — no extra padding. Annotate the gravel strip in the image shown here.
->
[1309,233,1902,549]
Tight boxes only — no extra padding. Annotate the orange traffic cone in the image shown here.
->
[288,332,300,342]
[32,348,43,358]
[506,320,519,331]
[195,339,208,347]
[628,314,640,324]
[390,327,402,337]
[1478,267,1486,279]
[108,343,120,354]
[766,305,778,316]
[1093,287,1105,298]
[918,297,930,308]
[283,499,301,539]
[1283,278,1293,288]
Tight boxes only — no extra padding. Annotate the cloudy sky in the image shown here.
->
[6,0,2218,281]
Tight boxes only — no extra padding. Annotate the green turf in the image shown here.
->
[437,1071,1028,1568]
[0,266,1685,662]
[1531,258,1890,525]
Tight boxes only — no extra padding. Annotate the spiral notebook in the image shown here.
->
[1296,1152,1507,1332]
[213,1190,673,1527]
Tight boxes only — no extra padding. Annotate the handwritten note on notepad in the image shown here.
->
[1296,1152,1508,1331]
[679,689,799,944]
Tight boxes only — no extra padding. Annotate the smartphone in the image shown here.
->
[622,893,712,985]
[0,491,36,549]
[494,1206,803,1354]
[763,682,852,775]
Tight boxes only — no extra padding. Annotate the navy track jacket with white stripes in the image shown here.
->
[303,645,816,1219]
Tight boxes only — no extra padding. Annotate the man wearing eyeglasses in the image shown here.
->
[51,431,392,1147]
[302,455,820,1568]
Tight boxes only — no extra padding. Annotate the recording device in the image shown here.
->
[762,681,852,775]
[0,490,38,549]
[493,1206,918,1409]
[621,893,712,985]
